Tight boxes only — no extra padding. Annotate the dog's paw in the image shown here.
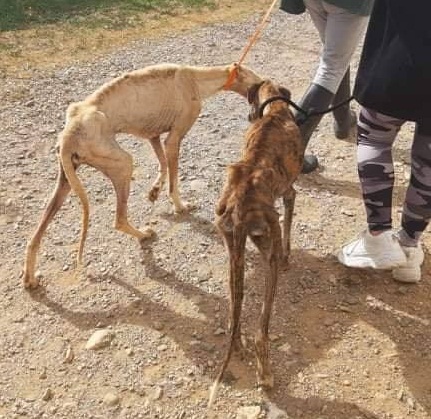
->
[23,275,40,290]
[281,254,291,267]
[138,227,156,242]
[257,372,274,389]
[174,201,197,214]
[148,187,160,203]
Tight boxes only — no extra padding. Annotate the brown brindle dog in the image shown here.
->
[209,80,304,405]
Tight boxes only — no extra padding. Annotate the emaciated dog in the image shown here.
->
[209,80,304,405]
[23,63,262,289]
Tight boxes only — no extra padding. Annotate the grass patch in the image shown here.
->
[0,0,214,31]
[0,0,267,80]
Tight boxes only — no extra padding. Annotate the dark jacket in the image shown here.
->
[354,0,431,128]
[323,0,373,16]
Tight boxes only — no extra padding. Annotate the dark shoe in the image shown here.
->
[334,109,357,139]
[302,155,319,174]
[332,68,356,139]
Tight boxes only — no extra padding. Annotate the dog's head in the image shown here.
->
[247,80,291,122]
[225,64,263,97]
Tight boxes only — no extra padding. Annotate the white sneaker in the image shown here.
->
[338,229,407,269]
[392,245,424,283]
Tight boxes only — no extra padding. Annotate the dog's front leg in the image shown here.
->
[165,132,188,213]
[164,113,200,212]
[282,187,296,262]
[148,136,167,203]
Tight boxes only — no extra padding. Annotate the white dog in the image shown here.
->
[23,63,262,289]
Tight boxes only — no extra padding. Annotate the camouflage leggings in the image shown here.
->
[357,108,431,246]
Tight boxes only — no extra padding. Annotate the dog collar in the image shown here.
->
[223,65,239,90]
[258,96,292,118]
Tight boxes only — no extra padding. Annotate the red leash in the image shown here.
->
[223,0,279,89]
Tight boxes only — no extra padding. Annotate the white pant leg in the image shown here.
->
[304,0,369,93]
[303,0,328,40]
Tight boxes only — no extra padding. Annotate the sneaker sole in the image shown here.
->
[392,269,421,283]
[338,251,406,270]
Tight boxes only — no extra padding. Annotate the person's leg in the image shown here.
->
[393,123,431,282]
[358,109,405,232]
[399,124,431,245]
[332,67,356,139]
[312,2,369,93]
[299,0,333,173]
[338,108,407,269]
[300,1,368,173]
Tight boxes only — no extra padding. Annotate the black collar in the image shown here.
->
[258,95,297,118]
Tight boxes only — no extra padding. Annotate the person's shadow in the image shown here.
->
[243,247,431,418]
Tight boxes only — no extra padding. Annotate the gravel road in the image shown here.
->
[1,9,430,419]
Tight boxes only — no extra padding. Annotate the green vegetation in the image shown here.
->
[0,0,214,31]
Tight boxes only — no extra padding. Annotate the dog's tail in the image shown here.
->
[60,134,90,265]
[208,220,247,408]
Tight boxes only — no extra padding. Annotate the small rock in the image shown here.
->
[151,386,163,401]
[344,295,359,305]
[153,321,164,331]
[237,405,261,419]
[63,346,74,363]
[85,329,115,350]
[341,208,354,217]
[157,344,168,352]
[42,388,53,401]
[39,368,47,380]
[103,392,120,406]
[213,328,225,336]
[407,397,416,410]
[266,402,289,419]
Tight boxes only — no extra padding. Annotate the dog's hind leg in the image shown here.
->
[282,187,296,261]
[208,227,247,407]
[23,159,72,289]
[147,136,167,203]
[92,142,155,242]
[251,221,282,389]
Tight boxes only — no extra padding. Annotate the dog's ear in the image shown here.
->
[279,86,291,100]
[247,82,262,104]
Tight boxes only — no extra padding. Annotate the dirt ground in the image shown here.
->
[0,5,430,419]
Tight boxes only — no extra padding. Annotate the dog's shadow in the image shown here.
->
[27,237,431,418]
[158,210,221,241]
[28,238,224,364]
